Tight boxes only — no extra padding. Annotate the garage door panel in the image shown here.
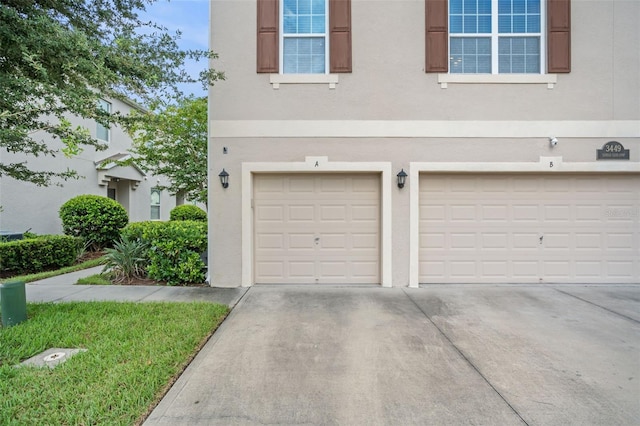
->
[319,261,347,277]
[450,261,476,278]
[607,262,635,278]
[512,204,539,222]
[352,177,380,193]
[512,233,539,249]
[481,205,508,221]
[575,233,602,250]
[256,234,284,250]
[481,233,508,249]
[352,233,378,249]
[289,261,315,279]
[288,205,315,221]
[450,233,476,250]
[288,233,314,250]
[319,205,347,221]
[450,205,477,221]
[543,261,571,278]
[289,176,315,192]
[352,204,379,221]
[575,205,602,222]
[255,261,284,278]
[255,174,380,284]
[606,233,635,250]
[421,205,446,222]
[543,233,571,249]
[544,205,572,221]
[351,263,378,280]
[256,205,284,222]
[512,261,539,278]
[481,261,509,278]
[575,261,602,278]
[420,174,640,283]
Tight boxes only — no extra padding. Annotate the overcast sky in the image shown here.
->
[139,0,210,98]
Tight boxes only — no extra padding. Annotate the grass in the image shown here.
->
[76,273,112,285]
[0,301,229,425]
[1,256,106,284]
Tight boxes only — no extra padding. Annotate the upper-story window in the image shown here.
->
[96,99,111,142]
[449,0,543,74]
[427,0,570,76]
[257,0,351,75]
[282,0,328,73]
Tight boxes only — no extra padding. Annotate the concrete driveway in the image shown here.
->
[145,285,640,425]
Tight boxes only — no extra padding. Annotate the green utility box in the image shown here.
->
[0,280,27,327]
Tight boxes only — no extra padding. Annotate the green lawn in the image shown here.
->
[0,301,229,425]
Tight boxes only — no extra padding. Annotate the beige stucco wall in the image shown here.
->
[209,0,640,287]
[211,0,640,121]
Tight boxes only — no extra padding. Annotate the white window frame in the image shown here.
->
[279,0,330,75]
[150,188,161,220]
[96,99,111,143]
[448,0,546,75]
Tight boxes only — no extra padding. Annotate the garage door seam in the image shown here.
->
[552,288,640,324]
[402,289,530,426]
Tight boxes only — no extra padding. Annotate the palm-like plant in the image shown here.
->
[102,236,148,284]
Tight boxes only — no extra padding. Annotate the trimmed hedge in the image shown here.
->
[170,205,207,222]
[122,221,207,285]
[59,195,128,250]
[0,235,82,275]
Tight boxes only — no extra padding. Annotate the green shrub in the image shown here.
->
[102,236,148,283]
[0,235,82,274]
[122,220,207,285]
[170,204,207,222]
[59,195,128,250]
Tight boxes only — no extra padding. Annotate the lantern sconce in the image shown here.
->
[397,169,407,189]
[219,169,229,189]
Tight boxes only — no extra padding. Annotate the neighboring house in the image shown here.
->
[209,0,639,287]
[0,97,179,235]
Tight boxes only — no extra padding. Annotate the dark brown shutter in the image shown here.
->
[329,0,352,73]
[547,0,571,73]
[425,0,448,73]
[257,0,279,73]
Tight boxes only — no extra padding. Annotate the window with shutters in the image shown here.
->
[427,0,569,87]
[258,0,351,87]
[449,0,544,74]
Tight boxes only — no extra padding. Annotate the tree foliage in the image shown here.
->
[0,0,223,186]
[127,96,208,205]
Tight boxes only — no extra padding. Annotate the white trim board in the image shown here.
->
[212,120,640,138]
[242,157,393,287]
[408,157,640,288]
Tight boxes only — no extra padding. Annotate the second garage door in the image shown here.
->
[254,174,380,284]
[419,174,640,283]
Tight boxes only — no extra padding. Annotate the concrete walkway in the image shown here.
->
[145,284,640,426]
[25,267,247,307]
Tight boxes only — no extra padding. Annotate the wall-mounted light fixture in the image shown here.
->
[397,169,407,189]
[218,169,229,188]
[549,136,558,147]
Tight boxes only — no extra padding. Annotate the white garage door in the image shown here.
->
[254,174,380,284]
[419,174,640,283]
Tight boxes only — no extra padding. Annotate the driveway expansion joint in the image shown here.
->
[552,288,640,324]
[402,289,530,426]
